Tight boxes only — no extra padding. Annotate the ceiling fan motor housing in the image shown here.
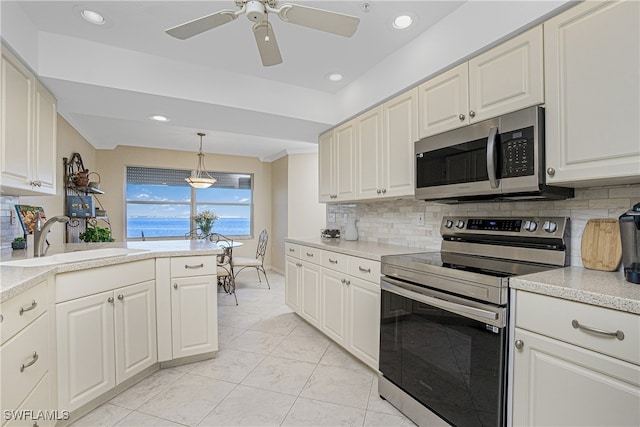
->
[246,1,266,21]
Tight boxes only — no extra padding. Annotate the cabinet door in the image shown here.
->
[468,25,543,123]
[57,291,116,412]
[382,88,418,198]
[300,261,322,328]
[347,277,380,370]
[334,120,356,201]
[418,63,469,138]
[318,130,335,202]
[114,280,157,384]
[512,328,640,426]
[33,81,57,194]
[544,1,640,186]
[320,268,347,346]
[285,256,301,312]
[1,47,33,191]
[355,106,383,200]
[171,275,218,359]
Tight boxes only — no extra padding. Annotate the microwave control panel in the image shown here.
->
[501,127,535,178]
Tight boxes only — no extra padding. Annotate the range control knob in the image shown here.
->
[543,221,558,233]
[523,220,538,232]
[444,220,454,228]
[456,220,465,229]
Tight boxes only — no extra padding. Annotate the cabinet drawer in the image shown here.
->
[1,313,49,413]
[348,257,381,283]
[299,246,322,265]
[516,291,640,365]
[1,281,48,345]
[6,373,53,427]
[170,255,217,278]
[285,243,300,258]
[322,251,349,274]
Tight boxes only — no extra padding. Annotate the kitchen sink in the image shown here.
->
[1,248,149,267]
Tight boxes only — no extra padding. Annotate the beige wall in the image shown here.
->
[20,116,96,245]
[287,153,325,239]
[95,145,272,262]
[271,155,288,272]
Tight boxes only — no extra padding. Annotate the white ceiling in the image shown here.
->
[1,1,570,161]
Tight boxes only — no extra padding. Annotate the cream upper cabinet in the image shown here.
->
[512,291,640,426]
[0,46,57,195]
[318,130,334,203]
[418,26,543,139]
[355,106,383,200]
[543,0,640,186]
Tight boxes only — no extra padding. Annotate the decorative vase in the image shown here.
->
[199,224,212,237]
[344,218,359,241]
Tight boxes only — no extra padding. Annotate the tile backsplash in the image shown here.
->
[327,184,640,267]
[1,195,23,252]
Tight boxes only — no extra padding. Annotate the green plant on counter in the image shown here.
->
[79,225,114,242]
[13,237,26,243]
[11,236,27,250]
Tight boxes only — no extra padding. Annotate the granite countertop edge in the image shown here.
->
[511,266,640,315]
[1,241,223,303]
[285,237,435,261]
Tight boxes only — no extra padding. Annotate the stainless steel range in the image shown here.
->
[379,216,570,427]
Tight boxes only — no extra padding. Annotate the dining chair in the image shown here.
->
[233,229,270,289]
[210,233,238,305]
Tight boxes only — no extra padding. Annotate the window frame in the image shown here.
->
[125,166,254,241]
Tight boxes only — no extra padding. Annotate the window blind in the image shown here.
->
[126,167,252,189]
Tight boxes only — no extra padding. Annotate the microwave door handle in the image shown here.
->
[487,126,499,189]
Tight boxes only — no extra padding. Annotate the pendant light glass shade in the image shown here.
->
[185,133,217,188]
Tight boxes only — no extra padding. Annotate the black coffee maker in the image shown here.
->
[619,202,640,284]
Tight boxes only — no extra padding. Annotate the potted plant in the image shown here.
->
[11,237,26,250]
[79,225,114,242]
[193,210,219,237]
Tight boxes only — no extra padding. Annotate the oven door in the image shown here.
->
[379,277,508,427]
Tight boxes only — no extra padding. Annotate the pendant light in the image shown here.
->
[185,132,217,188]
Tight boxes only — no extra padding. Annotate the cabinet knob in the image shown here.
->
[107,296,114,303]
[514,339,524,350]
[117,294,124,301]
[382,188,387,194]
[469,110,476,118]
[341,278,346,284]
[173,283,178,290]
[546,167,556,177]
[459,114,466,121]
[345,280,351,286]
[296,262,302,267]
[376,189,381,194]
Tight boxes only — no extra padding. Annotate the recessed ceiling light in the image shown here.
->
[149,115,170,122]
[393,15,413,30]
[328,73,343,82]
[81,9,105,25]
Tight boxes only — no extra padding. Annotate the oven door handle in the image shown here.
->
[381,279,500,322]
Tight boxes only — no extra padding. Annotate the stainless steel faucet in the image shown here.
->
[34,213,70,257]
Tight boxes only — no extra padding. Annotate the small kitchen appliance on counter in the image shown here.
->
[321,229,340,239]
[619,202,640,284]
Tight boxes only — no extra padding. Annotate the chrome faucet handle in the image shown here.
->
[35,211,43,232]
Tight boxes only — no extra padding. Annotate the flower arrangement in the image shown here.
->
[193,210,219,236]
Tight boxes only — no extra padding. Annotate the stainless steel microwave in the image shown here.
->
[415,106,573,203]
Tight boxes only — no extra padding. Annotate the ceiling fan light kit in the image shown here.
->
[186,133,217,189]
[165,0,360,66]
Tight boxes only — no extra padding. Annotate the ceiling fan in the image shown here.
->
[165,0,360,67]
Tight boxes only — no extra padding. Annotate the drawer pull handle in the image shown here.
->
[296,262,302,267]
[571,319,625,341]
[358,267,371,273]
[306,252,314,257]
[289,248,295,252]
[329,258,338,264]
[20,352,39,372]
[185,263,204,269]
[19,300,37,315]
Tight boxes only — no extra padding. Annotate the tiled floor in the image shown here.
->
[72,271,416,427]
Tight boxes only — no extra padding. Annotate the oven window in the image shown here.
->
[416,137,492,188]
[380,289,507,427]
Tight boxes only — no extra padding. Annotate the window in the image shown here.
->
[125,166,253,239]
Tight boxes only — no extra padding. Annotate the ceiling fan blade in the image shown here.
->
[165,10,238,40]
[277,4,360,37]
[253,21,283,67]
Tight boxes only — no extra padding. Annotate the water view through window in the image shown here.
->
[125,167,252,239]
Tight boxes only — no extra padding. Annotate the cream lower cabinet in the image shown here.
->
[345,276,380,369]
[299,261,322,329]
[320,268,347,346]
[512,291,640,426]
[286,243,322,328]
[284,255,301,312]
[543,0,640,186]
[55,260,156,412]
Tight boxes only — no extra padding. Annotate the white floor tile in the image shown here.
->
[248,312,301,335]
[70,403,131,427]
[364,410,417,426]
[366,375,405,417]
[225,329,286,355]
[189,348,265,383]
[300,364,374,409]
[114,411,185,426]
[320,343,375,375]
[269,334,330,363]
[241,356,317,396]
[282,397,366,427]
[110,368,185,410]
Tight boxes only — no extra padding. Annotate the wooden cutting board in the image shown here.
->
[581,219,622,271]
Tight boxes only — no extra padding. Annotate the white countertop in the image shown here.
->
[285,237,435,261]
[511,267,640,314]
[1,240,223,303]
